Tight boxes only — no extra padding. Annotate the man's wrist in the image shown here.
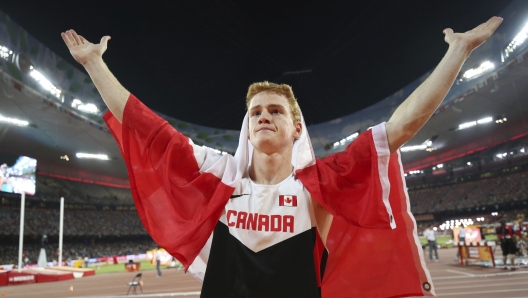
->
[82,57,105,69]
[447,41,472,59]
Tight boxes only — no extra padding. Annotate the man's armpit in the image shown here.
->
[312,199,333,247]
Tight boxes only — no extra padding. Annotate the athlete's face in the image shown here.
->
[248,92,301,154]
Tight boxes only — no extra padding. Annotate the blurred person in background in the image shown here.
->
[456,227,466,260]
[497,219,516,268]
[156,247,162,277]
[424,225,439,262]
[513,214,527,256]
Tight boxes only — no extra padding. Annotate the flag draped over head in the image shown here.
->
[104,93,435,297]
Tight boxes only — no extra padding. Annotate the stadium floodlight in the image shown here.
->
[458,121,477,130]
[0,114,29,126]
[326,132,359,150]
[467,162,472,166]
[458,117,496,130]
[72,99,99,114]
[0,45,13,60]
[521,148,526,153]
[400,137,436,152]
[78,103,98,114]
[346,132,359,141]
[400,144,427,152]
[29,69,62,99]
[76,153,110,160]
[408,170,424,175]
[503,22,528,61]
[462,61,494,80]
[477,117,492,124]
[437,164,443,168]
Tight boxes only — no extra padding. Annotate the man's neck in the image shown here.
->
[249,150,293,185]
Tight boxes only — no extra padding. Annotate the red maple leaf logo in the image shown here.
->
[285,197,292,204]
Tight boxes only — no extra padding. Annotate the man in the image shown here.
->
[0,164,9,192]
[61,16,502,297]
[424,225,439,262]
[459,227,466,244]
[513,214,527,256]
[456,226,466,260]
[156,247,162,277]
[497,219,516,268]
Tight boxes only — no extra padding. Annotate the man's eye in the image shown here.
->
[252,111,260,116]
[272,109,280,114]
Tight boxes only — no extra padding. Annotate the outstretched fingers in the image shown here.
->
[485,16,503,34]
[476,17,503,34]
[61,31,75,48]
[62,30,80,47]
[68,30,83,45]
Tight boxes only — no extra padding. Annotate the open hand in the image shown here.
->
[443,16,503,53]
[61,30,111,65]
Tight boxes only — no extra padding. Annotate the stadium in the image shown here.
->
[1,0,528,297]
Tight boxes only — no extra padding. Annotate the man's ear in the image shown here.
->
[293,122,302,140]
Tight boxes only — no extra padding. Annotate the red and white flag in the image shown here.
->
[105,94,435,297]
[279,195,297,207]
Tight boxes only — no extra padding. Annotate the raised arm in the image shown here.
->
[61,30,129,123]
[385,17,503,153]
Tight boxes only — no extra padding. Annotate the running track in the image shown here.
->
[2,248,527,297]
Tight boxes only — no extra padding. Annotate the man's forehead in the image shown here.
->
[249,92,289,109]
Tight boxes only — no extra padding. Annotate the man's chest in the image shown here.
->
[218,176,316,252]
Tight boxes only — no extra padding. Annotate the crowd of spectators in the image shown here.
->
[28,168,528,216]
[36,175,132,205]
[0,209,146,236]
[0,240,156,266]
[1,165,527,266]
[409,171,528,214]
[415,208,528,235]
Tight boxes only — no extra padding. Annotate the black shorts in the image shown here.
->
[501,239,516,256]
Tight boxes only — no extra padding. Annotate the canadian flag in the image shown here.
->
[279,195,297,207]
[106,94,435,297]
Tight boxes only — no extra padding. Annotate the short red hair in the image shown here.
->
[246,81,301,123]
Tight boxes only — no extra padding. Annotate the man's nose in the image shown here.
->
[258,111,271,124]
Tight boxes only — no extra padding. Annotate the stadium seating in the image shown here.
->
[0,210,146,237]
[36,175,132,205]
[2,167,527,266]
[0,240,156,266]
[409,170,528,214]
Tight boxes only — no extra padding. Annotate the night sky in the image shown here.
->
[0,0,514,129]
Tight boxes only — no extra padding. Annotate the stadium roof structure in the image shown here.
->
[1,0,528,186]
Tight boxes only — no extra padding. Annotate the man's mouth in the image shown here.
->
[257,128,274,132]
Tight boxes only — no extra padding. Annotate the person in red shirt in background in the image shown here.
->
[497,219,516,269]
